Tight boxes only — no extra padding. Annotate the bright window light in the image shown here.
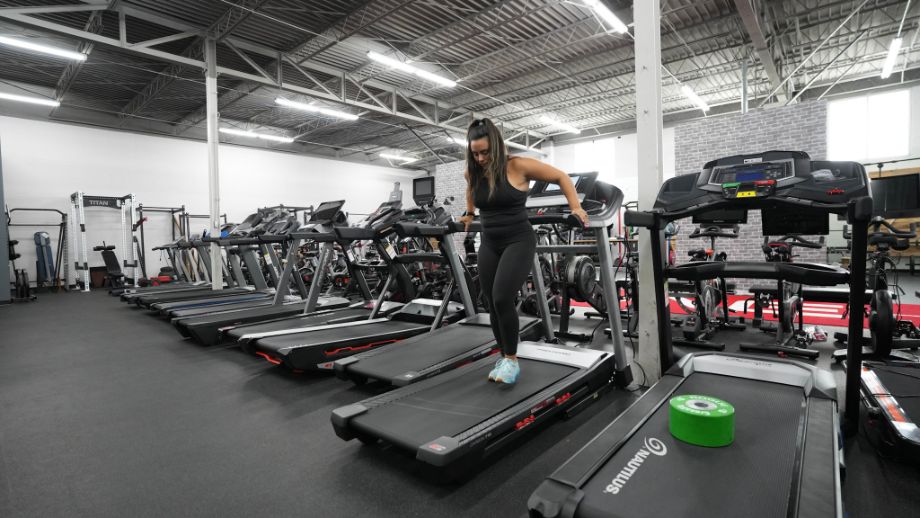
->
[540,115,581,135]
[827,89,909,161]
[275,97,359,121]
[219,127,294,144]
[0,35,86,61]
[880,38,903,79]
[0,92,60,107]
[583,0,628,34]
[867,90,909,159]
[680,84,710,112]
[574,139,616,182]
[366,51,457,88]
[380,152,417,163]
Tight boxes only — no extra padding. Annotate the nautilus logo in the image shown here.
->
[603,437,668,495]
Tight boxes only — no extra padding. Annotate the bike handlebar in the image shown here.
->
[689,225,739,239]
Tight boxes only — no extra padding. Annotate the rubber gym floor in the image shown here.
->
[1,291,918,517]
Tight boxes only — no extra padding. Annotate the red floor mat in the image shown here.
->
[574,296,920,328]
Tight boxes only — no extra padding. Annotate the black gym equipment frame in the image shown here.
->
[528,150,872,518]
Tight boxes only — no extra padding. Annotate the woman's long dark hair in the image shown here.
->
[466,118,507,200]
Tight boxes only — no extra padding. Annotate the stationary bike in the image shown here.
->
[672,224,745,350]
[833,218,920,362]
[740,234,823,360]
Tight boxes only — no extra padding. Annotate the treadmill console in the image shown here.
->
[653,150,870,214]
[527,172,624,228]
[526,171,598,208]
[309,200,346,223]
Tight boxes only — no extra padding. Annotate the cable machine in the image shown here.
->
[69,192,139,292]
[5,207,68,291]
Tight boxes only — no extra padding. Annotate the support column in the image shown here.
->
[741,59,749,114]
[205,37,223,290]
[635,0,665,383]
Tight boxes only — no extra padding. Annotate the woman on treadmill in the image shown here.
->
[459,118,588,384]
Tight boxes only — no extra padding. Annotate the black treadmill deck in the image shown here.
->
[579,373,804,518]
[339,315,538,385]
[350,359,577,450]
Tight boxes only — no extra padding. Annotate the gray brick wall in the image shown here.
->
[672,100,828,291]
[434,160,468,252]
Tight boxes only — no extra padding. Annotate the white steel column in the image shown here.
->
[635,0,665,383]
[205,37,223,290]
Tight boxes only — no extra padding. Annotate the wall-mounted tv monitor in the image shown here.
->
[413,176,435,205]
[870,174,920,218]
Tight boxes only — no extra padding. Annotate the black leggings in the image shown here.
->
[478,225,536,356]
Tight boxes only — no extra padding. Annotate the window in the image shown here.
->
[573,139,615,181]
[827,89,909,161]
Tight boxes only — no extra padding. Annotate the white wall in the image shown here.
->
[1,115,419,284]
[548,127,676,204]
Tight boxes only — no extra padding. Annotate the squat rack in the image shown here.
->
[69,192,139,292]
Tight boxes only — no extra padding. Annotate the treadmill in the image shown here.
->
[331,172,614,387]
[528,150,873,518]
[151,209,307,316]
[218,200,413,345]
[167,202,355,343]
[331,174,633,478]
[239,218,470,371]
[129,213,266,307]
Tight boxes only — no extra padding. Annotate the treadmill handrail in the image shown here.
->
[666,261,849,286]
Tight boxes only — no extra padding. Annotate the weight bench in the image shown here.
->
[92,244,125,289]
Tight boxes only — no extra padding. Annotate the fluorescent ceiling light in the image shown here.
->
[219,127,294,144]
[447,136,468,146]
[380,152,418,163]
[681,84,710,112]
[366,51,457,88]
[583,0,628,34]
[275,97,359,121]
[540,115,581,135]
[0,92,59,107]
[880,37,903,79]
[0,35,86,61]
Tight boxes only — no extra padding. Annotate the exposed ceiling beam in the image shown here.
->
[0,9,493,141]
[51,0,118,108]
[734,0,786,101]
[116,0,271,121]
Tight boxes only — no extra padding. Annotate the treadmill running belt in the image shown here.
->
[348,324,498,380]
[225,308,371,340]
[578,373,803,518]
[870,364,920,422]
[351,359,576,451]
[257,320,424,352]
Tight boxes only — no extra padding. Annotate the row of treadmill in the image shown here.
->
[107,150,911,517]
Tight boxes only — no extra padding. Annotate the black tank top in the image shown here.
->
[472,167,529,229]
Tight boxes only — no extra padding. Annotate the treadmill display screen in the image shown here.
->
[312,201,344,221]
[712,162,792,184]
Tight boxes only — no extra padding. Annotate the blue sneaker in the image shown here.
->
[488,357,506,382]
[494,358,520,385]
